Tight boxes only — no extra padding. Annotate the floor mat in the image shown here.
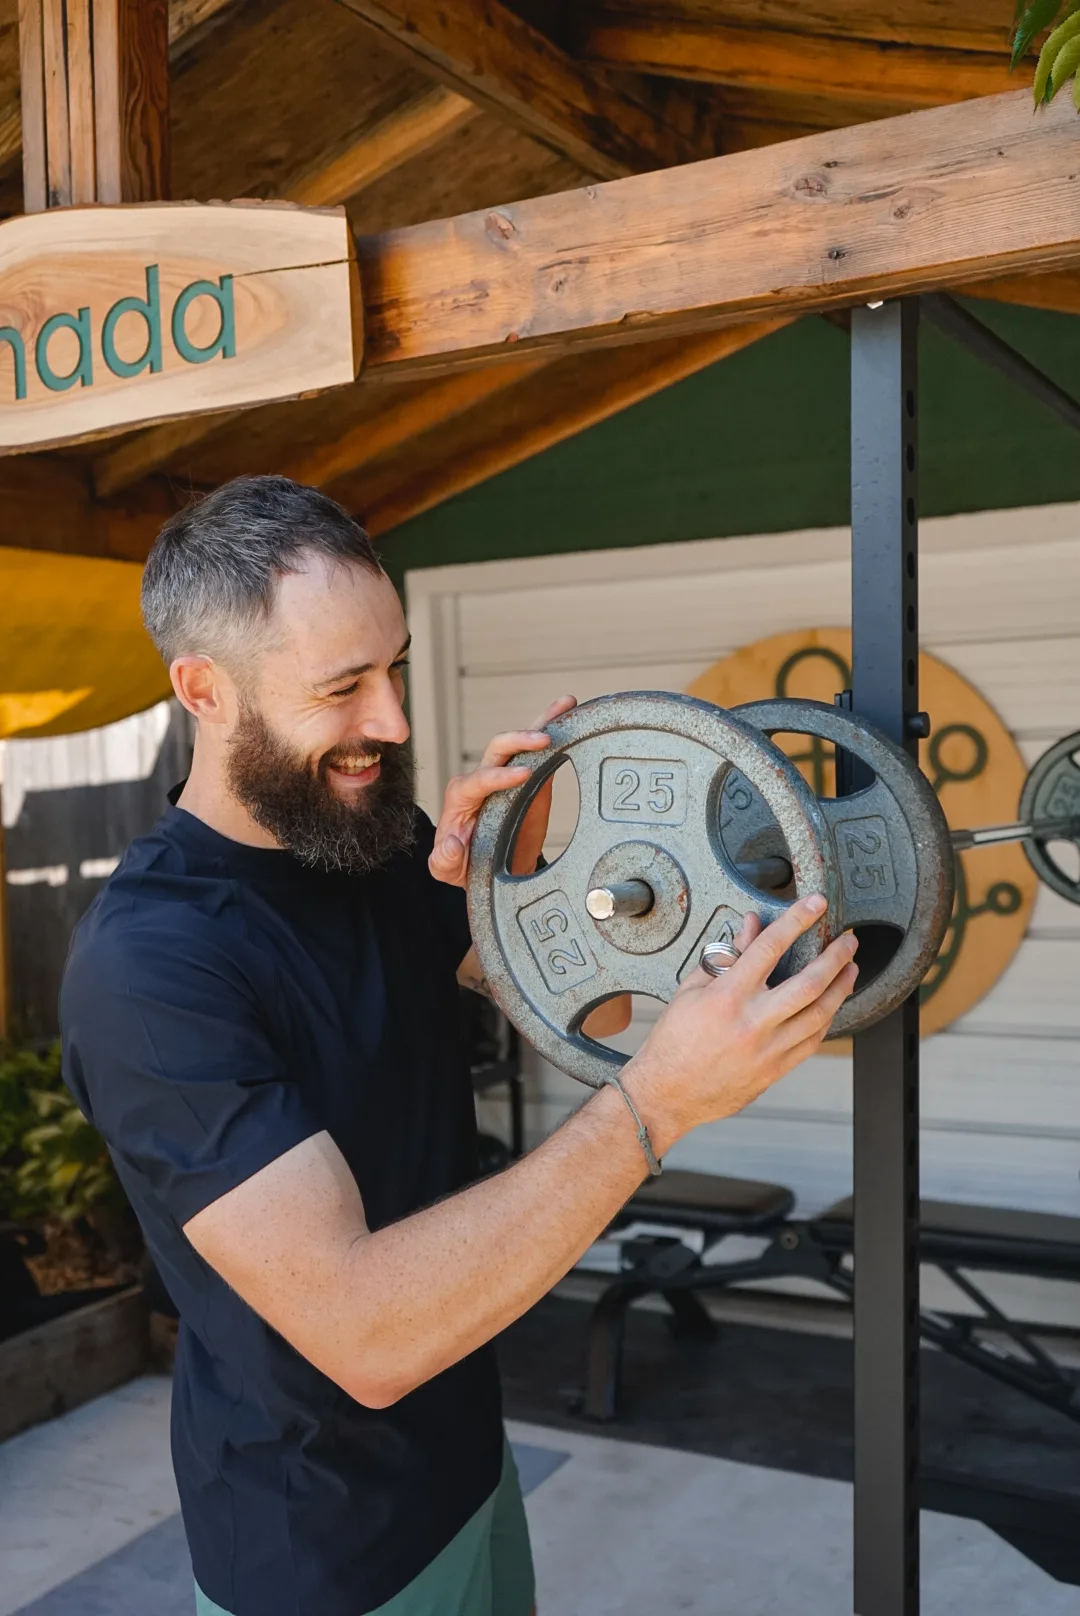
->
[497,1293,1080,1496]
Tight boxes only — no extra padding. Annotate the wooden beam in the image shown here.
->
[284,359,549,489]
[5,0,225,197]
[17,0,168,211]
[562,2,1029,59]
[17,0,47,212]
[92,0,169,203]
[288,85,479,208]
[334,0,722,180]
[0,455,174,561]
[353,319,787,533]
[354,89,1080,377]
[966,268,1080,317]
[570,14,1018,110]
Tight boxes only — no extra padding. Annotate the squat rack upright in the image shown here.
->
[848,295,1080,1616]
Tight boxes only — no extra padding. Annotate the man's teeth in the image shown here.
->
[334,756,379,775]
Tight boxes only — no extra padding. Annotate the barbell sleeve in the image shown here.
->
[951,815,1080,852]
[585,880,655,920]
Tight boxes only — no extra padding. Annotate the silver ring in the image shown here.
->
[700,939,742,977]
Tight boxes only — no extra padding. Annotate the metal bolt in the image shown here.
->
[585,880,654,920]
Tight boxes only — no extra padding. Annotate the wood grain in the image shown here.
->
[0,202,359,453]
[0,450,176,559]
[335,0,722,179]
[360,320,785,532]
[573,14,1019,109]
[40,0,70,206]
[287,358,548,488]
[356,89,1080,375]
[0,1287,148,1444]
[564,2,1026,59]
[289,85,479,208]
[16,0,46,211]
[115,0,169,201]
[65,0,96,203]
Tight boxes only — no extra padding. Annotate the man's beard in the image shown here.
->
[226,703,417,875]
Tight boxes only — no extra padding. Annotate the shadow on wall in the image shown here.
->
[2,701,193,1042]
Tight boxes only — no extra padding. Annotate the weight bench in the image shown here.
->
[581,1169,796,1420]
[581,1172,1080,1425]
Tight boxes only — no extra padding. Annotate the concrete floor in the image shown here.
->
[2,1374,1078,1616]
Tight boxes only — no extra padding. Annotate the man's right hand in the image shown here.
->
[622,894,859,1158]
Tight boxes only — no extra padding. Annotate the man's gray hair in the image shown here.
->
[141,475,383,668]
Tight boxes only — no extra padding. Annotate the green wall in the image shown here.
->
[380,302,1080,590]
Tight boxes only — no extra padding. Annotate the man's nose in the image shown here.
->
[366,680,410,745]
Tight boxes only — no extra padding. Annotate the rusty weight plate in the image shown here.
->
[1019,730,1080,906]
[466,691,842,1089]
[730,699,954,1037]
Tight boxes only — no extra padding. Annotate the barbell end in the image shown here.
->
[586,880,654,920]
[951,816,1080,852]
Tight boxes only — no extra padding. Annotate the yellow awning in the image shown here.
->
[0,546,170,740]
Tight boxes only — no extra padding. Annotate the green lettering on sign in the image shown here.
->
[0,327,27,400]
[171,275,236,365]
[36,307,93,391]
[102,265,163,379]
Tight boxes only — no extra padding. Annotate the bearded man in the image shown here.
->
[60,476,858,1616]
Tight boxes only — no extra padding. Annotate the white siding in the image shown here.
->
[407,504,1080,1304]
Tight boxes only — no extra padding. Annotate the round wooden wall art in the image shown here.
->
[687,628,1036,1045]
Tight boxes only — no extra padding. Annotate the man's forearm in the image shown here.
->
[342,1079,656,1406]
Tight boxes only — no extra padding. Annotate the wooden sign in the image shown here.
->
[687,628,1037,1046]
[0,201,362,454]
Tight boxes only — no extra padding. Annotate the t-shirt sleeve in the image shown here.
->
[409,808,474,970]
[61,922,320,1229]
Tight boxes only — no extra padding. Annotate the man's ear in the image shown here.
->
[171,655,232,724]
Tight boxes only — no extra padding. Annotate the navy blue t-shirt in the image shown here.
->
[60,802,504,1616]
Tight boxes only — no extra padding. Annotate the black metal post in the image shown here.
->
[850,300,921,1616]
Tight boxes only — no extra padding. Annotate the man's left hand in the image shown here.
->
[429,696,577,889]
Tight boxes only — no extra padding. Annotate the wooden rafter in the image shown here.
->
[569,13,1018,111]
[282,360,550,490]
[560,2,1024,59]
[354,89,1080,376]
[4,0,225,196]
[288,85,479,207]
[348,320,790,534]
[0,455,174,561]
[334,0,723,179]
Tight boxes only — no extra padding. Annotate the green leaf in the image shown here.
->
[1046,27,1080,95]
[1013,0,1068,70]
[1033,6,1080,97]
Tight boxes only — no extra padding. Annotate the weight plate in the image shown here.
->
[730,699,954,1037]
[1019,730,1080,906]
[467,692,842,1088]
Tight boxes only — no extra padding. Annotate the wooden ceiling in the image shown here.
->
[1,0,1072,563]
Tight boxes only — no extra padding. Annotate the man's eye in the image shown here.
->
[329,682,358,700]
[392,659,410,674]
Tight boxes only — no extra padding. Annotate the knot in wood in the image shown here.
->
[485,211,516,245]
[794,172,829,199]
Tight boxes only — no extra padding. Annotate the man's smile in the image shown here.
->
[326,753,382,789]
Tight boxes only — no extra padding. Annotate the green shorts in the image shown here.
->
[194,1439,534,1616]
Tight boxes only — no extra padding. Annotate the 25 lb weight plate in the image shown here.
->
[728,699,954,1036]
[467,692,843,1088]
[1019,730,1080,906]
